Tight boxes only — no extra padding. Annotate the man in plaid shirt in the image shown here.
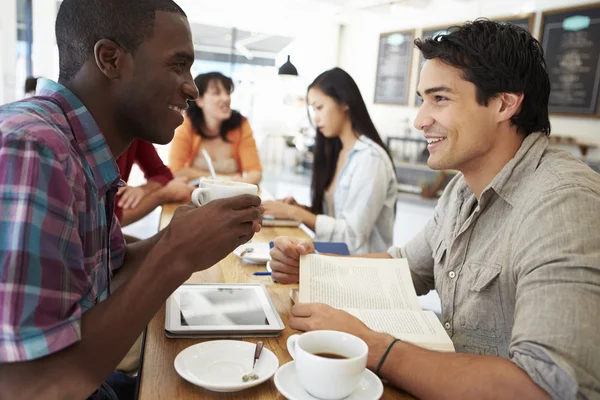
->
[0,1,263,399]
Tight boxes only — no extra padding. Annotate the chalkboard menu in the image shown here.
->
[541,5,600,116]
[415,16,533,106]
[374,30,414,105]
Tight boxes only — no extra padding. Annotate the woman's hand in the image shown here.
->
[117,186,147,209]
[230,171,262,185]
[174,167,210,180]
[280,196,300,206]
[264,200,317,230]
[161,177,195,203]
[263,200,296,220]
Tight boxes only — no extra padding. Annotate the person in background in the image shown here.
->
[269,20,600,399]
[24,76,39,97]
[0,1,262,399]
[116,138,194,227]
[263,68,397,254]
[168,72,262,184]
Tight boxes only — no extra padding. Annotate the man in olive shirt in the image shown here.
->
[270,20,600,399]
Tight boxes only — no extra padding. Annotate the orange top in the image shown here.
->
[168,115,262,174]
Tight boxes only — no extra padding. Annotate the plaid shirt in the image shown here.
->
[0,80,126,398]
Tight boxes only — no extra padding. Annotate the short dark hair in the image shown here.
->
[415,19,551,136]
[55,0,186,82]
[186,72,243,142]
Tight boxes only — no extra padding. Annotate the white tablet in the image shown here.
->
[165,283,285,338]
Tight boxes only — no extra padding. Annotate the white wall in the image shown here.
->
[0,0,59,103]
[338,0,600,158]
[176,0,341,82]
[32,0,59,81]
[0,0,17,103]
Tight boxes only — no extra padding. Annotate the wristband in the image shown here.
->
[376,338,401,378]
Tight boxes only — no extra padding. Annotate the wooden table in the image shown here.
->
[137,203,413,399]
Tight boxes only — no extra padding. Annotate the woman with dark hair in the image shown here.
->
[168,72,262,184]
[264,67,397,254]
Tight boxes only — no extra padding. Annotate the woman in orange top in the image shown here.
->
[169,72,262,184]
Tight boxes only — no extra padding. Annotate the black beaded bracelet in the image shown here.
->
[376,338,401,378]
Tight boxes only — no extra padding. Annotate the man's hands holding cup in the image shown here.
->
[160,194,263,279]
[269,236,315,284]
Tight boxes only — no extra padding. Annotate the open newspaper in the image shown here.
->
[297,254,455,352]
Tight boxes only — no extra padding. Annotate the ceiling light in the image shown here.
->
[278,55,298,76]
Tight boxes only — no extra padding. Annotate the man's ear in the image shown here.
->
[496,92,524,123]
[93,39,131,80]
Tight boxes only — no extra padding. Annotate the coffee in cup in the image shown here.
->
[312,352,348,360]
[286,330,368,399]
[191,179,258,207]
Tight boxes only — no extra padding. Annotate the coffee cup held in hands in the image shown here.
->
[286,330,368,400]
[191,179,258,207]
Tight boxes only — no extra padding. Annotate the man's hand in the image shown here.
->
[290,303,372,335]
[117,186,147,209]
[290,303,393,370]
[158,194,262,277]
[269,236,315,284]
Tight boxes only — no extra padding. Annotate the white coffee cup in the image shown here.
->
[191,179,258,207]
[287,330,368,400]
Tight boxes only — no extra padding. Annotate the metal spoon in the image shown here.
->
[242,341,264,382]
[240,248,254,257]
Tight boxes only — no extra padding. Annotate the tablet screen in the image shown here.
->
[178,287,269,326]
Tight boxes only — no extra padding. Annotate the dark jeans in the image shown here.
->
[106,372,137,400]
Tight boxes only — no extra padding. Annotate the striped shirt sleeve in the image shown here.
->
[0,135,86,362]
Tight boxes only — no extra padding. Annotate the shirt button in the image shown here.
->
[449,271,456,279]
[444,322,451,330]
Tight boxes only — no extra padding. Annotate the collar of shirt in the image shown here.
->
[340,135,371,174]
[36,79,121,196]
[455,132,549,208]
[349,135,370,154]
[489,132,548,206]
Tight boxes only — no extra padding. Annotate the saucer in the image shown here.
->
[274,361,384,400]
[234,243,271,264]
[174,340,279,392]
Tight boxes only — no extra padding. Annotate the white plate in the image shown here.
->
[174,340,279,392]
[274,361,384,400]
[234,243,271,264]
